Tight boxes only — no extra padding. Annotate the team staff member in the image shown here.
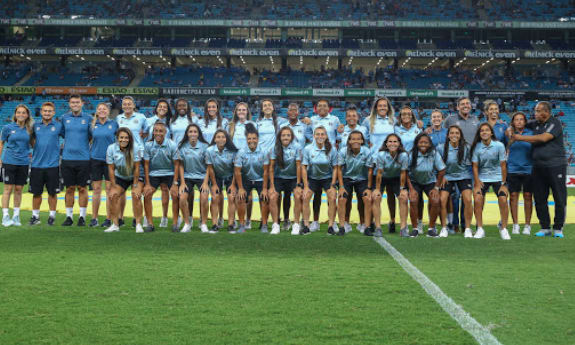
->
[61,94,93,226]
[0,105,34,227]
[426,110,447,147]
[483,100,508,143]
[89,103,118,228]
[509,101,567,238]
[29,102,62,226]
[443,97,480,145]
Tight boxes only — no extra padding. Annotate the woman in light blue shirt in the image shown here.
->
[200,98,228,144]
[394,106,421,153]
[301,126,338,235]
[170,98,198,145]
[470,123,510,240]
[363,97,396,154]
[226,102,254,150]
[256,99,288,154]
[104,127,143,233]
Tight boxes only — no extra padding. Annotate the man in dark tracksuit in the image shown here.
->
[510,101,566,238]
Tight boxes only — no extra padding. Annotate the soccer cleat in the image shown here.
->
[500,228,511,240]
[373,228,383,238]
[344,222,352,233]
[282,220,292,231]
[364,227,374,236]
[291,223,300,235]
[400,227,410,237]
[535,229,551,237]
[522,225,531,235]
[473,227,485,239]
[159,217,169,228]
[300,225,311,235]
[464,228,473,238]
[439,227,449,238]
[29,216,41,226]
[62,216,74,226]
[327,226,336,235]
[135,224,144,233]
[104,224,119,232]
[245,220,252,230]
[146,225,156,233]
[388,222,396,234]
[309,221,320,232]
[209,225,219,234]
[2,214,13,227]
[132,219,136,227]
[260,224,269,234]
[409,229,419,238]
[553,229,564,239]
[356,224,365,234]
[337,226,346,236]
[180,223,192,233]
[512,224,520,235]
[270,223,281,235]
[228,225,236,234]
[427,228,438,238]
[89,218,99,227]
[77,217,86,227]
[47,217,55,226]
[200,224,209,233]
[118,218,125,227]
[12,215,21,226]
[101,219,112,228]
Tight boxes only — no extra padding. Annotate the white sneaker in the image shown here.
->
[500,228,511,240]
[200,224,209,233]
[291,223,300,235]
[104,224,119,232]
[11,215,21,226]
[245,220,252,230]
[512,224,520,235]
[344,222,352,233]
[180,223,192,233]
[310,221,319,232]
[474,227,485,239]
[439,227,449,238]
[522,225,531,235]
[464,228,473,238]
[357,224,365,234]
[159,217,169,228]
[135,224,144,233]
[270,223,281,235]
[2,214,13,227]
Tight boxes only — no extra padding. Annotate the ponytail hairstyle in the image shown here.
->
[203,98,222,129]
[369,97,395,132]
[380,133,406,164]
[209,128,238,152]
[410,133,434,171]
[229,102,252,138]
[470,122,496,158]
[116,127,135,176]
[179,123,208,149]
[346,130,365,157]
[313,126,332,156]
[259,98,278,132]
[442,125,466,165]
[274,126,295,169]
[154,99,173,125]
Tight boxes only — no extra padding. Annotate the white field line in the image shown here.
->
[373,237,503,345]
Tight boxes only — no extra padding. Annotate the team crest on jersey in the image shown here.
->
[133,119,138,124]
[11,130,15,134]
[81,120,86,125]
[66,120,70,123]
[51,127,55,131]
[36,127,40,131]
[108,125,113,129]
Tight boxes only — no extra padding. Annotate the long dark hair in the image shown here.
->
[116,127,135,175]
[228,102,252,138]
[171,98,193,125]
[179,123,208,149]
[379,133,406,164]
[346,130,365,157]
[258,98,278,132]
[154,99,173,125]
[470,123,496,158]
[314,126,332,156]
[209,128,238,152]
[410,133,434,171]
[442,125,466,165]
[203,98,222,129]
[274,126,295,169]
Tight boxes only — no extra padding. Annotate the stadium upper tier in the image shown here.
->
[0,0,573,21]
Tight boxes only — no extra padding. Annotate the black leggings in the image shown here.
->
[532,165,567,230]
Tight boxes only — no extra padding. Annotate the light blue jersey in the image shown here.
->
[409,150,446,185]
[302,144,338,180]
[32,120,62,168]
[375,151,409,179]
[169,115,196,145]
[286,120,311,148]
[394,124,421,153]
[471,140,506,183]
[338,125,370,149]
[205,145,236,180]
[61,111,92,161]
[1,123,31,165]
[200,117,229,144]
[116,112,149,149]
[337,146,371,181]
[234,146,269,182]
[256,116,288,154]
[227,120,254,150]
[437,144,472,181]
[271,142,301,179]
[178,141,208,180]
[106,143,141,181]
[143,138,179,177]
[362,115,396,153]
[310,114,341,144]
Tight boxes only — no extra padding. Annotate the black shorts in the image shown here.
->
[342,178,368,199]
[308,178,332,194]
[244,180,263,197]
[90,159,109,181]
[410,180,436,196]
[184,178,205,193]
[479,182,506,196]
[377,176,401,197]
[29,167,61,195]
[274,178,297,194]
[1,164,28,186]
[507,174,533,193]
[215,176,234,193]
[442,179,472,195]
[149,175,174,189]
[61,160,91,187]
[114,176,132,191]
